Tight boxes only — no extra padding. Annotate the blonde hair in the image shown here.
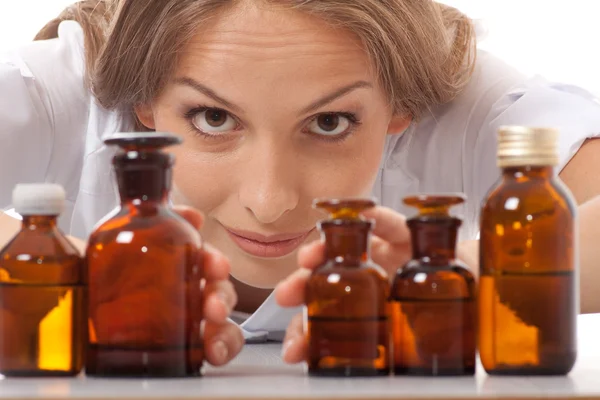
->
[36,0,476,123]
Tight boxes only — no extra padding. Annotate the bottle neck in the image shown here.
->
[22,215,58,230]
[321,220,371,265]
[408,217,459,265]
[502,165,555,180]
[114,150,173,206]
[117,168,170,205]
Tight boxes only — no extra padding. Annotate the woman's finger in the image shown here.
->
[273,240,323,306]
[361,206,410,245]
[281,313,307,364]
[370,235,412,275]
[457,239,480,278]
[297,240,325,270]
[173,205,204,230]
[203,320,245,366]
[274,268,312,308]
[202,243,231,281]
[171,206,231,280]
[204,280,237,323]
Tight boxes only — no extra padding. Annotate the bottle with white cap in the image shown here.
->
[0,183,85,376]
[479,126,578,376]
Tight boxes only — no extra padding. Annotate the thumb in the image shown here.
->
[173,205,204,230]
[361,206,410,245]
[370,235,412,277]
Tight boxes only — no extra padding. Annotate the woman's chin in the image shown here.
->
[227,250,298,289]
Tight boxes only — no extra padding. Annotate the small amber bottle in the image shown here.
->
[390,194,476,376]
[0,184,85,376]
[85,132,204,378]
[479,126,577,375]
[305,198,389,377]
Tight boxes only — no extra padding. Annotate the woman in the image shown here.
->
[1,0,600,366]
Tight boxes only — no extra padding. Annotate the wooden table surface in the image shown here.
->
[1,314,600,400]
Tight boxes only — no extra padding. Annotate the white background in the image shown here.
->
[0,0,598,95]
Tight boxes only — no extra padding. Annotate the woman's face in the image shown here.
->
[137,3,409,288]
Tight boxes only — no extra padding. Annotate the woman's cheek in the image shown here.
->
[299,136,385,199]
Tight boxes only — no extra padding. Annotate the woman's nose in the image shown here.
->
[238,151,299,225]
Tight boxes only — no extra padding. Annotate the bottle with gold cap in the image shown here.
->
[305,198,389,377]
[479,126,577,375]
[390,194,476,376]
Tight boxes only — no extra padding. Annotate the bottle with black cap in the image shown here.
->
[85,132,204,378]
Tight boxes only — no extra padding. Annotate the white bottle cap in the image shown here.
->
[12,183,65,216]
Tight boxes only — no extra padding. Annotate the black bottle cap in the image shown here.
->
[104,132,183,151]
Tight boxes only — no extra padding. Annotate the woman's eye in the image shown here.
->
[307,113,351,136]
[192,109,238,134]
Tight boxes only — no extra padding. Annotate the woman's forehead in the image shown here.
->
[177,2,371,75]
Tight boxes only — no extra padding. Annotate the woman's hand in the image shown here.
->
[174,206,244,366]
[273,206,414,364]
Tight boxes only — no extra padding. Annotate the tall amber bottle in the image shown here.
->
[479,126,577,375]
[0,184,85,376]
[85,132,204,377]
[305,199,389,377]
[390,195,476,376]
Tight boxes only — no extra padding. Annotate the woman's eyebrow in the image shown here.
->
[173,77,243,113]
[301,81,372,115]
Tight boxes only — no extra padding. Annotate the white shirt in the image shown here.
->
[2,21,600,342]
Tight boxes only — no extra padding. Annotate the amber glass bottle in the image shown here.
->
[390,195,476,376]
[479,126,577,375]
[85,132,204,378]
[305,199,389,377]
[0,184,85,376]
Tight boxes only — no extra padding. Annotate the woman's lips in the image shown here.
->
[223,226,315,258]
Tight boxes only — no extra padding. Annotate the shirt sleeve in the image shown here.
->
[0,21,88,209]
[0,59,53,208]
[472,77,600,207]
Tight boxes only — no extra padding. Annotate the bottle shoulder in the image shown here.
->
[0,227,81,259]
[394,260,474,280]
[311,261,388,284]
[88,206,201,247]
[482,177,576,217]
[550,178,578,214]
[391,261,476,299]
[306,260,390,309]
[0,228,83,284]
